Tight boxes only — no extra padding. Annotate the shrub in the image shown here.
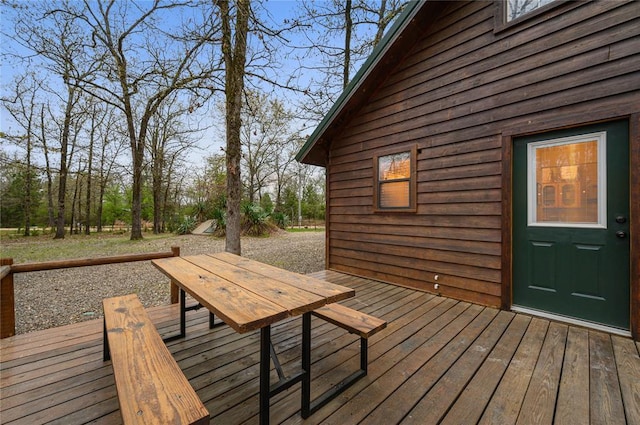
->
[176,216,197,235]
[271,211,290,229]
[241,203,270,236]
[210,207,226,236]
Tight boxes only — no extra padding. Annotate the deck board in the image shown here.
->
[1,271,638,425]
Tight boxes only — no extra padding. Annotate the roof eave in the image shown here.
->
[295,0,425,166]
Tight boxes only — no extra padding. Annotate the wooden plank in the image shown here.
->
[10,248,179,273]
[479,317,549,425]
[554,326,590,424]
[590,331,627,424]
[440,313,531,425]
[611,336,640,424]
[360,307,499,425]
[516,322,568,425]
[211,252,355,303]
[400,310,514,424]
[330,222,502,242]
[152,257,288,333]
[330,247,502,282]
[330,211,503,229]
[331,237,501,269]
[103,294,208,425]
[0,265,10,280]
[611,335,640,425]
[1,259,15,339]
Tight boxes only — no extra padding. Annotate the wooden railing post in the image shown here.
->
[1,258,15,338]
[170,247,180,304]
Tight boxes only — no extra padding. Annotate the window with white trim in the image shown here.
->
[373,146,417,212]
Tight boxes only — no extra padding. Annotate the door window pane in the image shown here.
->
[528,132,606,228]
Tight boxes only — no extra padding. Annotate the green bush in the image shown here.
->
[241,203,270,236]
[211,208,226,232]
[176,216,197,235]
[271,211,290,229]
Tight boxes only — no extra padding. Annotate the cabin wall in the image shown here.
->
[325,0,640,308]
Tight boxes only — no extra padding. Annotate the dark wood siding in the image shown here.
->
[326,0,640,307]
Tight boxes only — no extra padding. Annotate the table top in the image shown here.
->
[152,252,355,333]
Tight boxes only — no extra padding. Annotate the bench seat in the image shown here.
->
[312,303,387,338]
[103,294,209,425]
[306,303,387,417]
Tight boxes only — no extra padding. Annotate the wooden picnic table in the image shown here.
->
[152,252,355,425]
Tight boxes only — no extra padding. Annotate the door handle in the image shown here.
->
[615,231,627,239]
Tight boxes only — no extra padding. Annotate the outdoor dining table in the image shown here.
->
[151,251,355,425]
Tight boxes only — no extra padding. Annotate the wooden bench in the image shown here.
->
[103,294,209,425]
[306,303,387,416]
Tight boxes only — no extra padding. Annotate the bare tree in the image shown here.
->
[293,0,408,121]
[273,135,305,211]
[240,90,295,204]
[75,0,222,240]
[147,96,199,234]
[1,74,40,236]
[96,109,126,232]
[7,1,103,239]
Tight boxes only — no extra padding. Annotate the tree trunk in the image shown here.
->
[85,112,95,235]
[23,132,32,237]
[126,104,146,241]
[40,105,55,229]
[220,0,250,256]
[69,166,80,235]
[54,87,76,239]
[343,0,352,89]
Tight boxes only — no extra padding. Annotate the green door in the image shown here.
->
[513,121,630,330]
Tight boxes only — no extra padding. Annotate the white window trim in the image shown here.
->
[527,132,607,229]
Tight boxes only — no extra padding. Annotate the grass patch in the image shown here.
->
[0,232,178,263]
[286,227,324,233]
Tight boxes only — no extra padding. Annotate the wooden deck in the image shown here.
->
[1,271,639,424]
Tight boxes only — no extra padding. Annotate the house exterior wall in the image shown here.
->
[324,1,639,311]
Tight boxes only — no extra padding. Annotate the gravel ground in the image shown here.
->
[9,231,325,335]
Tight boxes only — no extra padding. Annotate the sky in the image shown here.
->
[0,1,390,169]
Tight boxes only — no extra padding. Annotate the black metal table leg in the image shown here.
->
[180,288,186,336]
[103,318,110,361]
[163,288,187,342]
[301,312,312,418]
[260,325,271,425]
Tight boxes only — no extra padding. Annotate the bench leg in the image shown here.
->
[360,337,368,373]
[303,336,368,418]
[301,312,311,418]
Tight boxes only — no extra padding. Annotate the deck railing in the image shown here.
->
[0,246,181,339]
